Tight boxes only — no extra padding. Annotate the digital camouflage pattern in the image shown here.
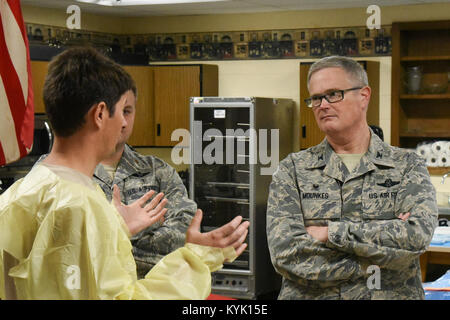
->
[267,130,438,299]
[94,145,196,279]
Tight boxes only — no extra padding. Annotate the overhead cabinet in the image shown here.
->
[152,65,218,147]
[125,64,218,147]
[123,65,155,146]
[30,62,218,147]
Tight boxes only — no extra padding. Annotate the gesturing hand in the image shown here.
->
[186,209,250,258]
[112,184,168,236]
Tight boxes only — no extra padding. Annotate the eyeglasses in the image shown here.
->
[304,87,363,108]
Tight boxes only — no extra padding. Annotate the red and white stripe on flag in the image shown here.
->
[0,0,34,166]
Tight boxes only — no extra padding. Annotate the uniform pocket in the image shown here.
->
[123,183,158,203]
[300,190,341,221]
[362,176,401,220]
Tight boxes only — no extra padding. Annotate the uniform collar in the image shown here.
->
[305,127,395,182]
[94,144,151,186]
[365,129,396,168]
[93,161,114,186]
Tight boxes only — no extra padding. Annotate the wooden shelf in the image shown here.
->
[401,55,450,62]
[400,131,450,138]
[428,167,450,175]
[391,20,450,148]
[400,94,450,99]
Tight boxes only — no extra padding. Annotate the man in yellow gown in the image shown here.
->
[0,47,249,300]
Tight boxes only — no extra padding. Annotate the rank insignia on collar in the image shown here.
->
[318,154,323,161]
[376,152,382,159]
[377,178,400,187]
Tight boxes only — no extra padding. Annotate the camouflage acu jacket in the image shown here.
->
[94,145,196,279]
[267,131,438,300]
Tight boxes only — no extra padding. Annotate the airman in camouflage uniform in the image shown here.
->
[94,144,196,279]
[266,56,438,299]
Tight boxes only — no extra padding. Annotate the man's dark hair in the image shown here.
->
[43,46,136,137]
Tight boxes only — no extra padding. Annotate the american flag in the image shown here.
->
[0,0,34,166]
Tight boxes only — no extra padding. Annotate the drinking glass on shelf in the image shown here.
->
[406,66,422,94]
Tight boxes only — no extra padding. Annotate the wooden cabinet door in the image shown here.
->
[365,61,380,128]
[30,61,48,114]
[299,63,324,150]
[153,66,201,146]
[123,66,154,147]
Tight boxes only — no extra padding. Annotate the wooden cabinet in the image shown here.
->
[391,20,450,148]
[125,64,218,147]
[30,60,48,114]
[123,65,155,146]
[299,60,380,150]
[30,62,218,147]
[152,64,218,147]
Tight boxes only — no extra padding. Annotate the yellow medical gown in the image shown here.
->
[0,164,236,300]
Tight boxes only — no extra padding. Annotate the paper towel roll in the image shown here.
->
[437,155,449,167]
[426,154,439,167]
[416,143,432,158]
[431,141,448,155]
[443,141,450,156]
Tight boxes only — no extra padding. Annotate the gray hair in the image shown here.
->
[307,56,368,88]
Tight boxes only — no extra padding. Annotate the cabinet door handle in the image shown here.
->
[157,124,161,136]
[302,125,306,138]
